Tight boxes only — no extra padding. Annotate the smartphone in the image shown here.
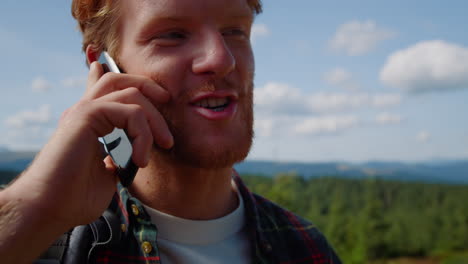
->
[97,51,138,187]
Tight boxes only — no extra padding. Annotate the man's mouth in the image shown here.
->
[190,93,238,120]
[193,97,231,112]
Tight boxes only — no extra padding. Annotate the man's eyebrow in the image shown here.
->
[137,15,191,36]
[136,12,254,38]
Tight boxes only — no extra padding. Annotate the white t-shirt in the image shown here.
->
[142,183,251,264]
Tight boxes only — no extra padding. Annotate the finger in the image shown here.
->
[88,102,155,167]
[121,105,153,168]
[131,130,152,167]
[85,73,170,104]
[103,155,118,172]
[102,156,119,191]
[86,62,104,95]
[96,88,174,149]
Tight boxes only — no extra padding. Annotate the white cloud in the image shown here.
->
[253,82,402,138]
[307,93,369,112]
[4,105,52,129]
[2,125,54,151]
[254,117,277,138]
[330,20,395,56]
[307,93,401,112]
[416,131,431,143]
[61,76,87,88]
[251,24,270,43]
[254,82,308,115]
[31,76,52,92]
[376,112,402,125]
[255,82,401,115]
[323,68,360,90]
[380,40,468,93]
[371,94,402,107]
[293,115,359,135]
[254,114,359,138]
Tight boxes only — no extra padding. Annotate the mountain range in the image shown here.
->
[0,150,467,184]
[235,159,468,184]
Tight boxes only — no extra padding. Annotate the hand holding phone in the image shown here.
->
[97,51,138,187]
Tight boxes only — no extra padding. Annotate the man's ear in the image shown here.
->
[86,45,100,65]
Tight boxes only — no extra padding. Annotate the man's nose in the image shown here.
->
[192,31,236,78]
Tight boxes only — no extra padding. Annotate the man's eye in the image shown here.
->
[155,31,187,39]
[150,31,188,47]
[223,28,248,38]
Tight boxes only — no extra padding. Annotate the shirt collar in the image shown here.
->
[232,170,273,257]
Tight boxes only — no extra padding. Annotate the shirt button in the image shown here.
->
[142,241,153,254]
[131,204,140,216]
[121,224,127,233]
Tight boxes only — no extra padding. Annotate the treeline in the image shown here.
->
[241,173,468,264]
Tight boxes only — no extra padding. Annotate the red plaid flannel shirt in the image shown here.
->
[88,171,342,264]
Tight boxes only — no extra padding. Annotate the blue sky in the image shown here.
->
[1,1,467,162]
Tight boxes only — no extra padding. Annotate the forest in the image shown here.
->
[241,173,468,264]
[1,170,467,263]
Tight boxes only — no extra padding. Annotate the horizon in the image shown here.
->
[0,147,466,165]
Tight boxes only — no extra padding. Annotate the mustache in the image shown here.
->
[178,79,248,103]
[149,72,253,107]
[183,82,217,100]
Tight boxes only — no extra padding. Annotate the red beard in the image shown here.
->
[153,80,254,169]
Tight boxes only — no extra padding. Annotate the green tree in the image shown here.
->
[353,178,389,262]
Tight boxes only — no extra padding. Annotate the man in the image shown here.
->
[0,0,341,263]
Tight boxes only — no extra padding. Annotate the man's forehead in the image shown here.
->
[122,0,253,19]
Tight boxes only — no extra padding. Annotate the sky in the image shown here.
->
[1,0,467,163]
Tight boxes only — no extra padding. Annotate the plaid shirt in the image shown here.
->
[90,171,341,264]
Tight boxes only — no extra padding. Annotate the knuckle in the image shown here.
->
[100,72,119,84]
[147,131,154,141]
[60,107,71,120]
[125,87,141,98]
[129,104,144,116]
[59,100,95,127]
[69,100,90,115]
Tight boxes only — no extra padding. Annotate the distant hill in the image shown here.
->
[0,151,36,172]
[0,151,466,184]
[0,146,10,153]
[234,159,468,184]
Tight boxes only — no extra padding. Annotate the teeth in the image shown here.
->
[195,97,229,108]
[207,98,216,108]
[213,98,222,107]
